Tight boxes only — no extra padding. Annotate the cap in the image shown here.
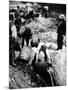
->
[59,14,65,20]
[44,6,49,10]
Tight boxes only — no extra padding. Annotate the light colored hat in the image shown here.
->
[44,6,49,10]
[26,3,32,7]
[59,14,65,20]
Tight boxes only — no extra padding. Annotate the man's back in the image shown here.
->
[57,21,66,35]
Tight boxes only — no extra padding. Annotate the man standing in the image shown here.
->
[56,14,66,50]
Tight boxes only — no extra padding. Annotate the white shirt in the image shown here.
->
[11,25,17,39]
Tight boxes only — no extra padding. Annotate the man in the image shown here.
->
[11,24,17,39]
[56,14,66,50]
[22,27,32,46]
[14,6,21,32]
[40,6,49,18]
[28,41,51,65]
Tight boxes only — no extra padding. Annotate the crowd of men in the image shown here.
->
[9,4,50,65]
[9,3,66,86]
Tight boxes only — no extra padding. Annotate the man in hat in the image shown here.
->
[56,14,66,50]
[41,6,49,18]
